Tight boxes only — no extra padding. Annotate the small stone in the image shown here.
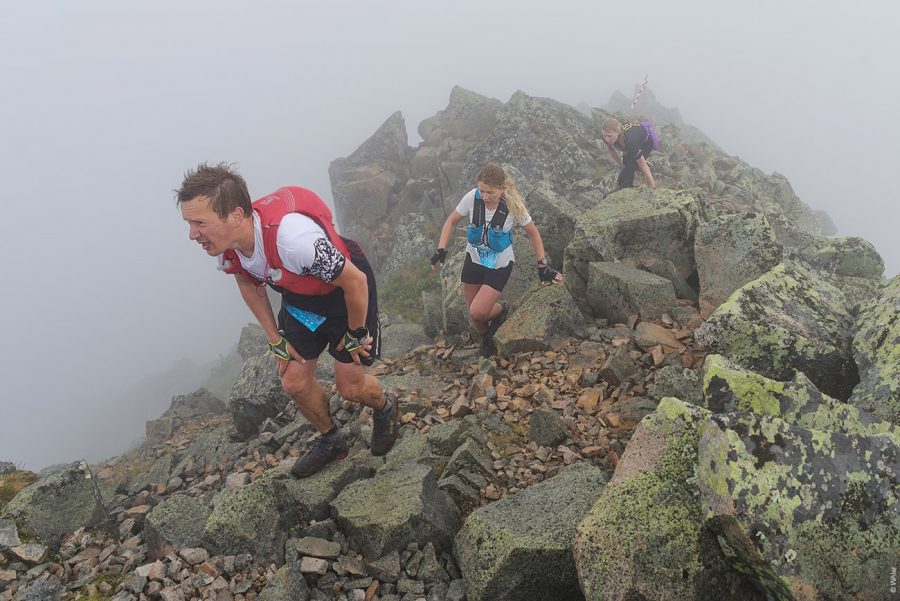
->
[9,544,48,564]
[300,556,329,575]
[178,547,209,566]
[225,473,250,491]
[296,537,341,559]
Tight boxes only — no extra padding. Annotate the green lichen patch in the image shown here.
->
[850,274,900,425]
[698,410,900,600]
[703,354,897,438]
[696,261,857,400]
[573,398,753,600]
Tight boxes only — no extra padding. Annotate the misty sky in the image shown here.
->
[2,1,898,470]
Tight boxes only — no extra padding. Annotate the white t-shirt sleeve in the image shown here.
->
[454,189,477,218]
[275,214,346,283]
[516,208,533,228]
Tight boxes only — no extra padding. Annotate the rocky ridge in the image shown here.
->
[2,87,897,601]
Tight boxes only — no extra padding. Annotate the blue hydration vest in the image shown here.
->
[466,189,513,252]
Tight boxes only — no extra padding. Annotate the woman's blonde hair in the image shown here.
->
[476,163,527,222]
[600,117,624,146]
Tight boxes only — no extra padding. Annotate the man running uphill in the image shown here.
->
[176,163,399,478]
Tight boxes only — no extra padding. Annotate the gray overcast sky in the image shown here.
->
[2,1,898,470]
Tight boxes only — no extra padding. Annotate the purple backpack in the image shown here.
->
[640,120,660,151]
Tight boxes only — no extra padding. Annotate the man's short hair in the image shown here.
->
[175,162,252,219]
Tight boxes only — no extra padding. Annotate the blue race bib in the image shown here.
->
[284,303,327,332]
[477,246,498,269]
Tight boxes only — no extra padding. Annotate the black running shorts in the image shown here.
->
[278,304,377,366]
[460,254,514,292]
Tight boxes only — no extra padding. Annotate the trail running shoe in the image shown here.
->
[290,430,348,478]
[487,301,510,337]
[479,334,497,357]
[370,391,400,456]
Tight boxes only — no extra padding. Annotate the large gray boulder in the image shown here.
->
[564,187,705,313]
[381,322,432,360]
[696,262,857,400]
[330,111,411,271]
[330,462,458,559]
[144,494,211,557]
[146,388,226,446]
[455,462,607,601]
[694,212,783,318]
[585,261,677,322]
[494,283,585,354]
[229,352,291,440]
[204,460,372,559]
[849,274,900,425]
[1,461,113,549]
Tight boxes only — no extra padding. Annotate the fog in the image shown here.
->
[2,1,897,470]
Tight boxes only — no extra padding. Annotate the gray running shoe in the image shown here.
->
[290,430,348,478]
[370,392,400,456]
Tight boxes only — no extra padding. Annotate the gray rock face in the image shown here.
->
[257,562,310,601]
[699,409,900,600]
[564,188,704,314]
[381,323,432,360]
[694,212,783,318]
[494,283,585,355]
[144,494,210,556]
[0,518,20,548]
[330,111,411,271]
[1,460,113,548]
[331,463,458,559]
[463,91,601,194]
[586,261,677,322]
[455,462,607,601]
[573,399,758,601]
[850,275,900,425]
[146,388,226,446]
[696,262,858,400]
[229,352,291,440]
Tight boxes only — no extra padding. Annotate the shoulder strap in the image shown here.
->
[472,189,486,227]
[489,199,509,230]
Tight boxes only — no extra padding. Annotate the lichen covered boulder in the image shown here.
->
[695,262,857,400]
[698,410,900,600]
[703,354,894,437]
[850,274,900,425]
[1,460,113,548]
[694,212,782,318]
[573,399,753,601]
[585,261,676,322]
[330,462,458,559]
[454,462,607,601]
[144,494,210,556]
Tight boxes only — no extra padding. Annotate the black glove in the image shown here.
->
[430,248,447,266]
[537,258,560,282]
[538,266,560,282]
